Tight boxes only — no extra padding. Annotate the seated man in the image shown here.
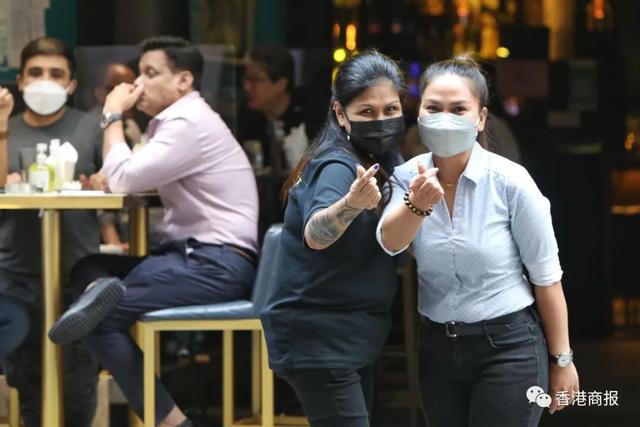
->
[0,37,103,427]
[51,36,259,427]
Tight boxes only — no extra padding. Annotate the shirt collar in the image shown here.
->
[422,142,487,186]
[461,142,487,185]
[149,91,200,137]
[154,90,200,121]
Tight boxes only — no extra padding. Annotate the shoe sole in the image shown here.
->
[48,278,125,345]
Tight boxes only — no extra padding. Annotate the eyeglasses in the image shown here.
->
[243,74,269,84]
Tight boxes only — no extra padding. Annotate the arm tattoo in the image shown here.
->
[336,198,361,223]
[307,198,363,248]
[308,210,341,246]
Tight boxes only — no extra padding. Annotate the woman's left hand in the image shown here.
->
[548,362,580,414]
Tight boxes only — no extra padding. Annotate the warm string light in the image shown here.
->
[593,0,606,20]
[456,0,470,17]
[496,46,510,58]
[422,0,445,16]
[345,23,357,51]
[625,132,636,152]
[333,48,347,63]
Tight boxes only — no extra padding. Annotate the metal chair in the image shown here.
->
[137,224,307,427]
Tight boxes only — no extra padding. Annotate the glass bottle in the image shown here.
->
[28,143,53,192]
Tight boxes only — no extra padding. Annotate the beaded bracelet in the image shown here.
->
[403,192,433,217]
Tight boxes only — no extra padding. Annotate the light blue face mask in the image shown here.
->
[417,112,479,158]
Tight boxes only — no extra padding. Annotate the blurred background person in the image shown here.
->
[239,44,309,172]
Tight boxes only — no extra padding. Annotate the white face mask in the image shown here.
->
[417,112,479,158]
[23,80,69,115]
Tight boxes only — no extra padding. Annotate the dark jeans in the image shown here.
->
[279,366,374,427]
[71,239,255,423]
[0,295,29,360]
[418,306,549,427]
[0,272,99,427]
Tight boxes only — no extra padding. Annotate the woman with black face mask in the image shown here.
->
[260,50,405,427]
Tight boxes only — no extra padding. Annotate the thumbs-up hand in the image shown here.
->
[408,162,444,210]
[345,163,382,210]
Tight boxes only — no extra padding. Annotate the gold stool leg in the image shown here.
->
[222,330,234,427]
[41,209,63,427]
[9,387,19,427]
[92,371,110,427]
[251,330,261,417]
[142,325,157,427]
[129,324,144,427]
[260,332,274,427]
[128,207,149,257]
[125,207,150,427]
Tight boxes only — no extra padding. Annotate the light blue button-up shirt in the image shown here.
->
[377,143,563,323]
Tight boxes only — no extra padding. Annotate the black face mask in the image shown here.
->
[347,116,406,156]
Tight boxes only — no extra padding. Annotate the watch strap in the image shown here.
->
[101,112,123,129]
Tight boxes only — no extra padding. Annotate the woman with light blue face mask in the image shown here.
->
[376,55,579,427]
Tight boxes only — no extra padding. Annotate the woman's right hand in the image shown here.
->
[408,162,444,210]
[344,163,381,210]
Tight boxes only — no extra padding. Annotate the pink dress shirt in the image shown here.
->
[101,91,259,253]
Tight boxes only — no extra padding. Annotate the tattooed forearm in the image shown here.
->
[305,197,363,250]
[336,198,361,224]
[308,210,341,246]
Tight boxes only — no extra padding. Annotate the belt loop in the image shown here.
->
[527,305,541,323]
[482,323,499,349]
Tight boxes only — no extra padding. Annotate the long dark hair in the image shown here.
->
[418,54,489,148]
[281,50,406,209]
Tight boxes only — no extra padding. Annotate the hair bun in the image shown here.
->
[451,53,481,69]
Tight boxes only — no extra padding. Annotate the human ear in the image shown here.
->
[478,106,488,132]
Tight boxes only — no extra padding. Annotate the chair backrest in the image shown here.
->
[251,224,283,312]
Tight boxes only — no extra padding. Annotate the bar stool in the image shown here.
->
[137,225,307,427]
[0,375,19,427]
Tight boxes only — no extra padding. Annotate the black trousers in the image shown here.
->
[71,239,255,423]
[279,366,374,427]
[418,306,549,427]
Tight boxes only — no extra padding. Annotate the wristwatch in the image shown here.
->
[100,112,123,129]
[549,349,573,367]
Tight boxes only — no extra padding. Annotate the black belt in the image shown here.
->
[180,238,257,267]
[421,306,538,338]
